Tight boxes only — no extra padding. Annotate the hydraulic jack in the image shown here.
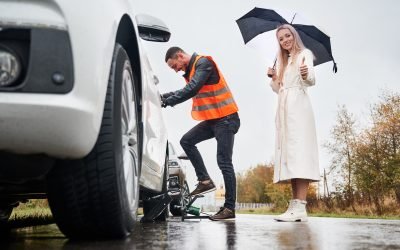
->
[178,194,210,221]
[140,192,172,223]
[140,176,210,222]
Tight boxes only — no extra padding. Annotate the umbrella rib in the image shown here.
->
[290,13,297,24]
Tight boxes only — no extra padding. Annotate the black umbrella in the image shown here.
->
[236,7,337,72]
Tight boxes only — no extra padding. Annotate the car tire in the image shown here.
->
[0,205,13,229]
[142,149,169,221]
[46,43,141,239]
[0,206,12,221]
[170,180,190,216]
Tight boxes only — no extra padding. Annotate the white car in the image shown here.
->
[0,0,170,239]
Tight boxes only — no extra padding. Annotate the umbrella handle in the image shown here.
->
[272,58,277,69]
[333,60,338,73]
[267,58,277,78]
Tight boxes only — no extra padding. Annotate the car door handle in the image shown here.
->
[153,75,159,85]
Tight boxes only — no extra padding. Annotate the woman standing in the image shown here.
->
[267,24,319,222]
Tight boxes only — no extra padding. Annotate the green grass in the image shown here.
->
[8,200,400,228]
[8,200,54,228]
[308,212,400,220]
[236,208,400,220]
[236,209,279,215]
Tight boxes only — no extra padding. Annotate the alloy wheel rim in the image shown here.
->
[121,65,139,214]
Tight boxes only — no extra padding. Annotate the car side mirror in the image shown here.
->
[136,14,171,42]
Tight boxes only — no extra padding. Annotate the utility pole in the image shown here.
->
[323,168,330,197]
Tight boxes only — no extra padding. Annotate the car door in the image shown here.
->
[139,50,168,192]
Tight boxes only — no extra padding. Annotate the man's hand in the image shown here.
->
[161,92,174,99]
[160,94,171,108]
[160,95,167,108]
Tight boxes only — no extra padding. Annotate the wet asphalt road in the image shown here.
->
[1,214,400,250]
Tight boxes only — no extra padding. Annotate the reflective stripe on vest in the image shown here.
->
[186,55,238,120]
[195,85,230,99]
[192,98,236,111]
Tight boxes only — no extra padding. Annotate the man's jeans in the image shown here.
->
[180,112,240,210]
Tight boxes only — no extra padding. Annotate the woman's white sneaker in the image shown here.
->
[274,199,308,222]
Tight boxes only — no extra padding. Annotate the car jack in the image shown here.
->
[180,194,210,221]
[140,192,210,222]
[140,192,172,223]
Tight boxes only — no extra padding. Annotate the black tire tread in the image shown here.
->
[47,44,138,239]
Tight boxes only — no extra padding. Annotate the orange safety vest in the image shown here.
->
[186,55,238,121]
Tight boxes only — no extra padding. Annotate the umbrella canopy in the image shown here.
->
[236,7,337,72]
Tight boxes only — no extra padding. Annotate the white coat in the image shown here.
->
[270,49,320,183]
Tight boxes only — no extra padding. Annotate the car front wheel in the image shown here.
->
[47,44,140,239]
[170,180,190,216]
[0,205,13,229]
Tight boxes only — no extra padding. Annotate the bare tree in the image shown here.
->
[324,105,358,211]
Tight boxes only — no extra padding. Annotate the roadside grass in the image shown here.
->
[8,201,145,228]
[236,207,400,220]
[9,200,400,226]
[8,200,54,228]
[308,212,400,220]
[236,208,280,215]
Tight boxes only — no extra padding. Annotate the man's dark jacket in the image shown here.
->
[162,53,220,106]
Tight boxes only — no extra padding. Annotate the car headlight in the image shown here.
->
[0,45,21,87]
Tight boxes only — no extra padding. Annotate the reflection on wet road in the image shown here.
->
[1,215,400,249]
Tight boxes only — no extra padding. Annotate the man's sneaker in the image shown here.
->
[274,199,308,222]
[190,179,216,196]
[209,207,235,221]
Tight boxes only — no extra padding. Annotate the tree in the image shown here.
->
[368,90,400,204]
[353,128,390,214]
[324,105,358,210]
[237,164,273,203]
[265,181,291,210]
[325,89,400,214]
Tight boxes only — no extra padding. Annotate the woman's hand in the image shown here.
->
[267,67,277,80]
[300,56,308,80]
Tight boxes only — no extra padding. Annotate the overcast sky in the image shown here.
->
[134,0,400,187]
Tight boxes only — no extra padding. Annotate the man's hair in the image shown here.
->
[165,47,185,62]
